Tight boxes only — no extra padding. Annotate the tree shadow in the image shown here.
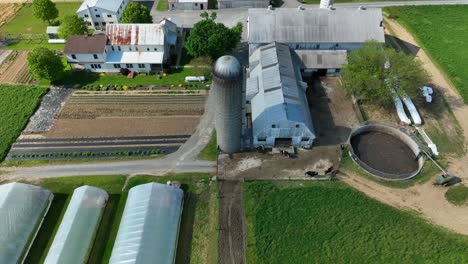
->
[175,184,198,264]
[385,34,420,56]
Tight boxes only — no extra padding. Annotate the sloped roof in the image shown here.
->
[77,0,125,13]
[0,182,53,263]
[247,42,315,141]
[106,22,177,46]
[248,8,385,44]
[64,35,107,54]
[44,186,108,264]
[109,183,184,264]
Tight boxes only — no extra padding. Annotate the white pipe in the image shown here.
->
[401,91,422,125]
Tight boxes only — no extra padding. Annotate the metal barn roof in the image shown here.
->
[247,42,315,146]
[78,0,126,13]
[0,182,53,264]
[44,186,108,264]
[64,35,107,54]
[109,183,184,264]
[248,8,385,44]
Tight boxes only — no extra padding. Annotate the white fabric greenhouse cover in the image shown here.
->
[109,182,184,264]
[44,185,109,264]
[0,182,53,264]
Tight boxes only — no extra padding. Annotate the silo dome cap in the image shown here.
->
[213,55,242,79]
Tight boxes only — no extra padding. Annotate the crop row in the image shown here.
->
[9,149,165,159]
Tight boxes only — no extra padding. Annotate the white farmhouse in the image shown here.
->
[247,42,315,148]
[77,0,130,30]
[64,20,178,73]
[169,0,208,10]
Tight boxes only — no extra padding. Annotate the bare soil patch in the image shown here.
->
[0,50,30,84]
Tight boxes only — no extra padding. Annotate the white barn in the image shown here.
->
[247,42,315,148]
[64,20,178,73]
[247,8,385,72]
[77,0,130,30]
[169,0,208,10]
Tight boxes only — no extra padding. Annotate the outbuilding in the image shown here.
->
[169,0,207,10]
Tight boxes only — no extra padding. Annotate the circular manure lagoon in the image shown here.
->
[348,124,424,180]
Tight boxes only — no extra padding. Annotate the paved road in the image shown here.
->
[1,90,216,179]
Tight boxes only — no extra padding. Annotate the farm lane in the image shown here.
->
[1,89,217,179]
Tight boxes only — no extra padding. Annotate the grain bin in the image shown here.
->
[212,55,243,153]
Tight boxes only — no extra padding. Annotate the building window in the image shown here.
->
[258,137,266,141]
[272,124,276,128]
[71,54,76,59]
[138,64,145,68]
[129,47,132,51]
[104,49,107,54]
[114,64,121,69]
[135,47,138,51]
[117,10,120,14]
[94,22,99,26]
[93,54,98,59]
[195,2,198,6]
[84,14,89,17]
[109,22,114,24]
[87,22,92,26]
[111,46,114,51]
[102,22,106,26]
[295,124,300,128]
[147,48,150,51]
[117,46,121,51]
[94,9,97,11]
[96,14,101,18]
[172,4,174,7]
[91,64,95,69]
[107,14,112,18]
[302,137,309,141]
[126,64,133,68]
[97,64,101,69]
[154,48,157,51]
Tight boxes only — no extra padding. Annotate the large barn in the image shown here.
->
[247,42,315,149]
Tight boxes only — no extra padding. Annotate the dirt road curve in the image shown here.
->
[219,181,246,264]
[385,19,468,182]
[340,172,468,235]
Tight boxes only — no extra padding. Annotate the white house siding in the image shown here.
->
[80,63,150,72]
[77,0,128,30]
[169,1,207,10]
[66,53,106,64]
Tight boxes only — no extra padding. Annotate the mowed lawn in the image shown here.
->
[1,2,81,34]
[244,181,468,264]
[0,85,47,161]
[384,6,468,103]
[22,173,218,264]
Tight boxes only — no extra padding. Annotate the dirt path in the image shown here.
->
[340,172,468,235]
[385,18,468,182]
[218,180,246,264]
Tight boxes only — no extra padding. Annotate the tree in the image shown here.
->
[27,47,64,83]
[121,2,153,23]
[32,0,58,24]
[58,14,88,39]
[340,41,430,107]
[184,13,242,60]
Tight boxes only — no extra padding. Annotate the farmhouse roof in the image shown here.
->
[248,8,385,44]
[77,0,125,13]
[64,35,107,54]
[106,22,177,46]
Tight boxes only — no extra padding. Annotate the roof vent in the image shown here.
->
[267,5,274,10]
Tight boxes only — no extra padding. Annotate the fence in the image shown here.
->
[0,33,47,41]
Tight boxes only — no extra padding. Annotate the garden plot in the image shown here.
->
[9,90,207,160]
[0,50,33,84]
[0,3,20,28]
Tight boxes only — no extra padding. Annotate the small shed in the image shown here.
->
[46,26,60,39]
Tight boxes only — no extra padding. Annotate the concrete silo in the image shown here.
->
[212,55,243,154]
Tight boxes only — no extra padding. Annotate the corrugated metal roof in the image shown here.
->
[64,35,107,54]
[78,0,125,13]
[106,23,170,46]
[248,8,385,44]
[247,42,315,144]
[294,50,348,69]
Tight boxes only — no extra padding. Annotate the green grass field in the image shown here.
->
[0,85,48,161]
[197,131,217,161]
[23,173,218,264]
[384,6,468,104]
[156,0,169,11]
[244,181,468,264]
[1,3,81,35]
[445,185,468,206]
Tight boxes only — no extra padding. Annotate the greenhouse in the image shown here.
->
[0,182,53,264]
[109,182,184,264]
[44,185,109,264]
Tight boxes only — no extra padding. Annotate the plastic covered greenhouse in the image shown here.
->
[0,182,53,264]
[109,182,184,264]
[44,185,109,264]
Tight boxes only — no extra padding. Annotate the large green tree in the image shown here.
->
[121,2,153,23]
[32,0,58,25]
[184,12,242,60]
[340,41,430,107]
[27,47,64,83]
[58,14,88,39]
